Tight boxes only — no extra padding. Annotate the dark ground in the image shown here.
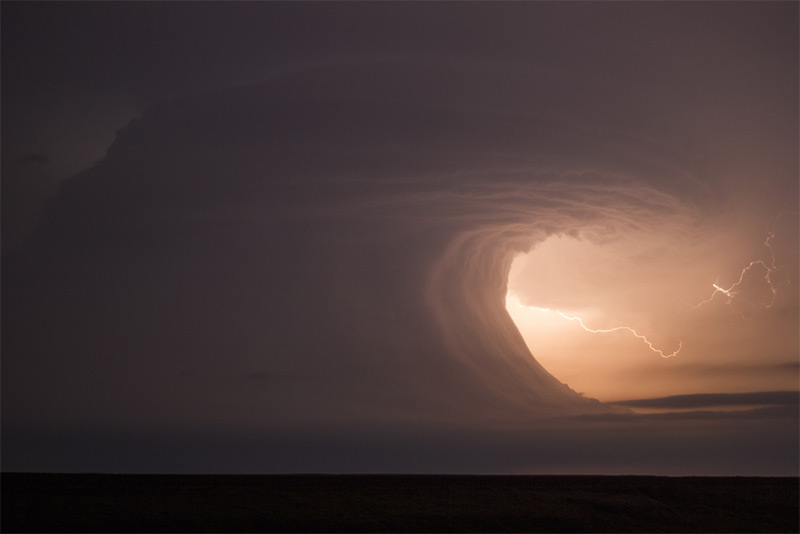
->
[2,473,798,532]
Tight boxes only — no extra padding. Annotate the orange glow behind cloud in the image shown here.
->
[506,212,799,402]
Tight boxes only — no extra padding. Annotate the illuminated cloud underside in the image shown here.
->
[507,212,798,401]
[4,70,716,426]
[7,67,796,425]
[3,23,797,474]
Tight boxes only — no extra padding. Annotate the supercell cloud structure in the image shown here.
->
[2,4,797,474]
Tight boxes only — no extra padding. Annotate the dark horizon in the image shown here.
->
[4,473,798,532]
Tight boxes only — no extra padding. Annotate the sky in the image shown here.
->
[2,2,798,475]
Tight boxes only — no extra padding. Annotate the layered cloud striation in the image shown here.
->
[3,55,797,473]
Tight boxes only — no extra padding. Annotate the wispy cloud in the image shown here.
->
[610,391,799,409]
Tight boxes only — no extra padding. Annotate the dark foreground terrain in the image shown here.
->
[2,473,798,532]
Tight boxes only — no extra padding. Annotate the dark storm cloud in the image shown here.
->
[1,65,681,438]
[16,154,49,166]
[2,2,797,475]
[611,391,800,410]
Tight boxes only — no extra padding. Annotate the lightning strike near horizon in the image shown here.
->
[512,299,683,359]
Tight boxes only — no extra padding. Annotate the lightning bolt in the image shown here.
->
[691,224,783,313]
[512,216,791,361]
[513,300,682,358]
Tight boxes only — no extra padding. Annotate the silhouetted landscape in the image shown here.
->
[3,473,798,532]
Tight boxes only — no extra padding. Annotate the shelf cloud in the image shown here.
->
[2,2,796,475]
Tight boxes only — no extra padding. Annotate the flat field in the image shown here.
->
[2,473,797,532]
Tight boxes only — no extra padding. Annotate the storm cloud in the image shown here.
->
[2,2,797,474]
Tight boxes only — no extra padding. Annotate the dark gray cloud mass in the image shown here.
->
[2,2,797,474]
[611,391,799,410]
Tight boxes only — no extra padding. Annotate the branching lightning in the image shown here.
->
[691,224,783,314]
[512,218,790,361]
[513,300,682,359]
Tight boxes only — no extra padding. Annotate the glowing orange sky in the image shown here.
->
[507,211,799,401]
